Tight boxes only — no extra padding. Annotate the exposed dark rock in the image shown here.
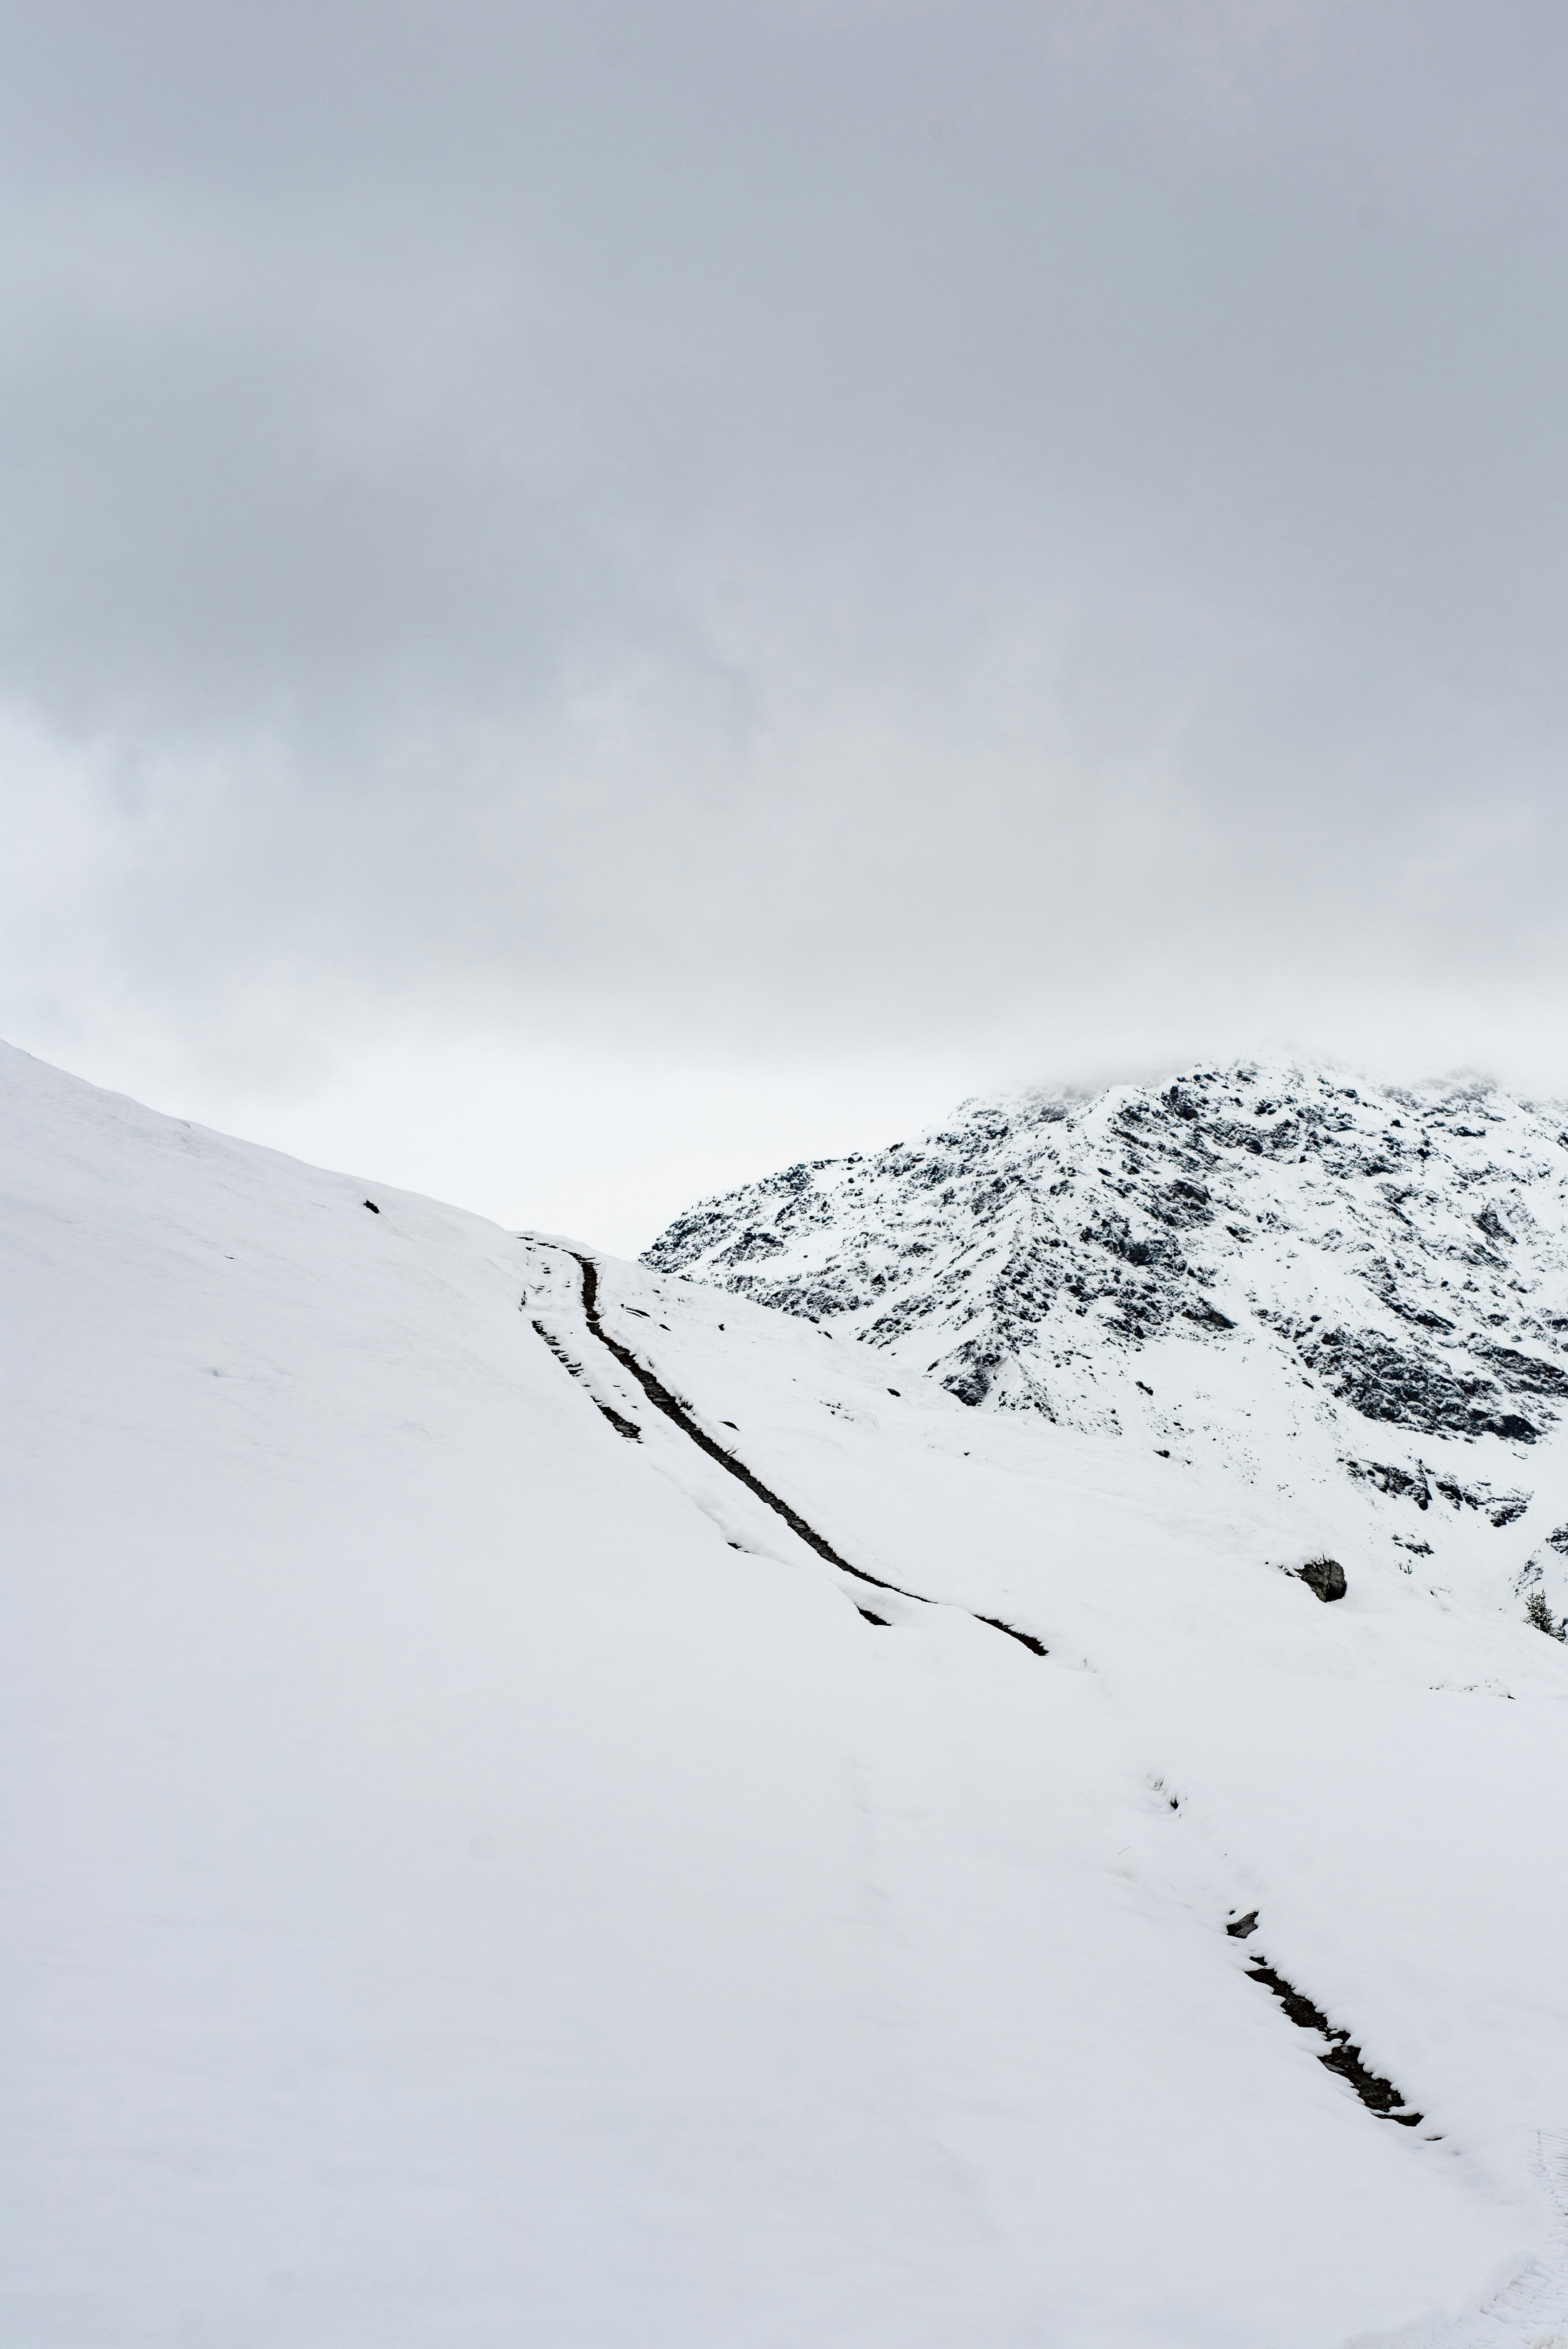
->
[1362,1258,1455,1332]
[942,1343,1004,1406]
[721,1226,786,1264]
[1152,1178,1214,1227]
[1299,1557,1347,1603]
[1422,1473,1532,1526]
[1182,1298,1236,1331]
[1343,1457,1432,1510]
[1243,1958,1421,2123]
[1079,1212,1187,1274]
[1208,1120,1265,1154]
[975,1614,1049,1656]
[1475,1342,1568,1398]
[1298,1325,1539,1442]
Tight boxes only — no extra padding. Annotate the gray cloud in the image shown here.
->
[2,0,1567,1096]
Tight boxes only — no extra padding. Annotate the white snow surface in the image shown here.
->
[5,1040,1568,2348]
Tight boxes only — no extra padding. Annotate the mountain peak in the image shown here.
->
[647,1060,1568,1614]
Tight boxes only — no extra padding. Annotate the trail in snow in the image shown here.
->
[564,1245,920,1602]
[1241,1952,1424,2128]
[528,1314,644,1440]
[556,1243,1048,1654]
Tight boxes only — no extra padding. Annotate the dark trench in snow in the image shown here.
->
[554,1250,1050,1663]
[567,1252,923,1603]
[1244,1955,1424,2126]
[529,1317,643,1441]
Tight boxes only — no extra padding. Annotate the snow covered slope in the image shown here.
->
[6,1041,1568,2349]
[646,1061,1568,1638]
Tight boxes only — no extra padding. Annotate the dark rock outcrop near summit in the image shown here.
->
[1293,1324,1540,1443]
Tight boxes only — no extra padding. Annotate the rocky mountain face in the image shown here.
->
[645,1063,1568,1625]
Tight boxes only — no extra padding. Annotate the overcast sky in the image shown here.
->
[2,1,1565,1247]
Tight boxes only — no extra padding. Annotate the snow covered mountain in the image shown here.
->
[646,1060,1568,1639]
[6,1040,1568,2349]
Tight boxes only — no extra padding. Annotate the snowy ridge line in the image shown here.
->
[1241,1949,1425,2128]
[558,1247,1051,1656]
